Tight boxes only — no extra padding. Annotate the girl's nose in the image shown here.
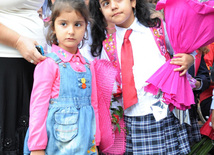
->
[68,26,74,35]
[111,0,118,10]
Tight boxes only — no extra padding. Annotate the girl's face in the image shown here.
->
[99,0,136,28]
[53,10,86,54]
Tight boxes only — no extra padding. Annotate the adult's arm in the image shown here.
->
[0,22,45,64]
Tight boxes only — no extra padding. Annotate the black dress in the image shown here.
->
[0,57,35,155]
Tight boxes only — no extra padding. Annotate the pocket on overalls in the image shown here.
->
[54,111,79,142]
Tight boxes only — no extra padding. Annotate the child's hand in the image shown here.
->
[211,110,214,130]
[170,53,194,76]
[193,80,201,90]
[30,150,45,155]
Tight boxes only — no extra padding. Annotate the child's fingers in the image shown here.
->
[170,58,182,66]
[173,53,184,57]
[179,69,187,76]
[173,66,187,76]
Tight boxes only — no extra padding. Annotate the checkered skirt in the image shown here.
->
[185,116,201,145]
[124,113,191,155]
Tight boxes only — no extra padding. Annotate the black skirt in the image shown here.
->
[0,57,35,155]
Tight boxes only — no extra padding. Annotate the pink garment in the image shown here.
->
[93,59,126,154]
[28,44,99,150]
[150,19,171,62]
[145,0,214,110]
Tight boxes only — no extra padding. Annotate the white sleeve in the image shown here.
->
[211,89,214,109]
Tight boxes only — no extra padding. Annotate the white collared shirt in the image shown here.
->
[211,89,214,109]
[100,18,167,116]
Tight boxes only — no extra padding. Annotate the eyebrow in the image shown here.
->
[73,20,86,24]
[57,19,67,22]
[99,0,105,4]
[57,19,85,23]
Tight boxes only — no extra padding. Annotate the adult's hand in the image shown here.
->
[16,36,46,64]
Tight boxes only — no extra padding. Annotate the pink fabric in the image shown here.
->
[145,0,214,110]
[103,32,122,99]
[28,44,99,150]
[90,60,101,146]
[150,20,171,61]
[93,59,126,154]
[103,33,121,85]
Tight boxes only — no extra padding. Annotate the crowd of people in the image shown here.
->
[0,0,214,154]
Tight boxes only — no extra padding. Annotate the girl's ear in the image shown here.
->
[131,0,136,9]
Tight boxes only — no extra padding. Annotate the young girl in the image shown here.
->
[89,0,195,154]
[23,0,97,154]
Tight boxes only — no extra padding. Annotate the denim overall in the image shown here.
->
[24,53,96,155]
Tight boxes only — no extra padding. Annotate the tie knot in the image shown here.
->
[124,29,132,39]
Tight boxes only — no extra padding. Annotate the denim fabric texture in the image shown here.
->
[24,53,96,154]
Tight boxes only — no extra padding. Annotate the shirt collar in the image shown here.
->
[115,18,148,39]
[51,44,86,64]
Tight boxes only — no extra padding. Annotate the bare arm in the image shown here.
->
[0,22,45,64]
[30,150,45,155]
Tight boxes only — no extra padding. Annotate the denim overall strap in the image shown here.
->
[45,53,92,99]
[56,55,92,98]
[45,53,62,64]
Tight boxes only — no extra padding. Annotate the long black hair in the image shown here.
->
[89,0,161,57]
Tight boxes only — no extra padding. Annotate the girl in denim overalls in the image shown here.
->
[23,0,97,154]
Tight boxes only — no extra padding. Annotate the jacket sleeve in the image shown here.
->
[195,55,210,93]
[28,58,58,151]
[90,60,101,146]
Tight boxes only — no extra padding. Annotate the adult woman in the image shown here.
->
[0,0,46,154]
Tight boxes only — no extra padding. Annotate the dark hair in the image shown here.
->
[47,0,52,8]
[46,0,90,48]
[147,0,159,4]
[89,0,161,57]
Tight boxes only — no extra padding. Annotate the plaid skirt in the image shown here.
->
[124,113,192,155]
[185,116,201,145]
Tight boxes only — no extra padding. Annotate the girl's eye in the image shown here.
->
[75,23,81,27]
[101,1,109,7]
[61,22,67,26]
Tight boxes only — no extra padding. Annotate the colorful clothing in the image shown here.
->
[200,43,214,103]
[146,0,214,110]
[125,113,190,155]
[93,33,126,154]
[112,17,194,154]
[23,45,97,154]
[96,21,172,154]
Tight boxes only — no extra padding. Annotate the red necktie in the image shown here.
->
[121,29,138,110]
